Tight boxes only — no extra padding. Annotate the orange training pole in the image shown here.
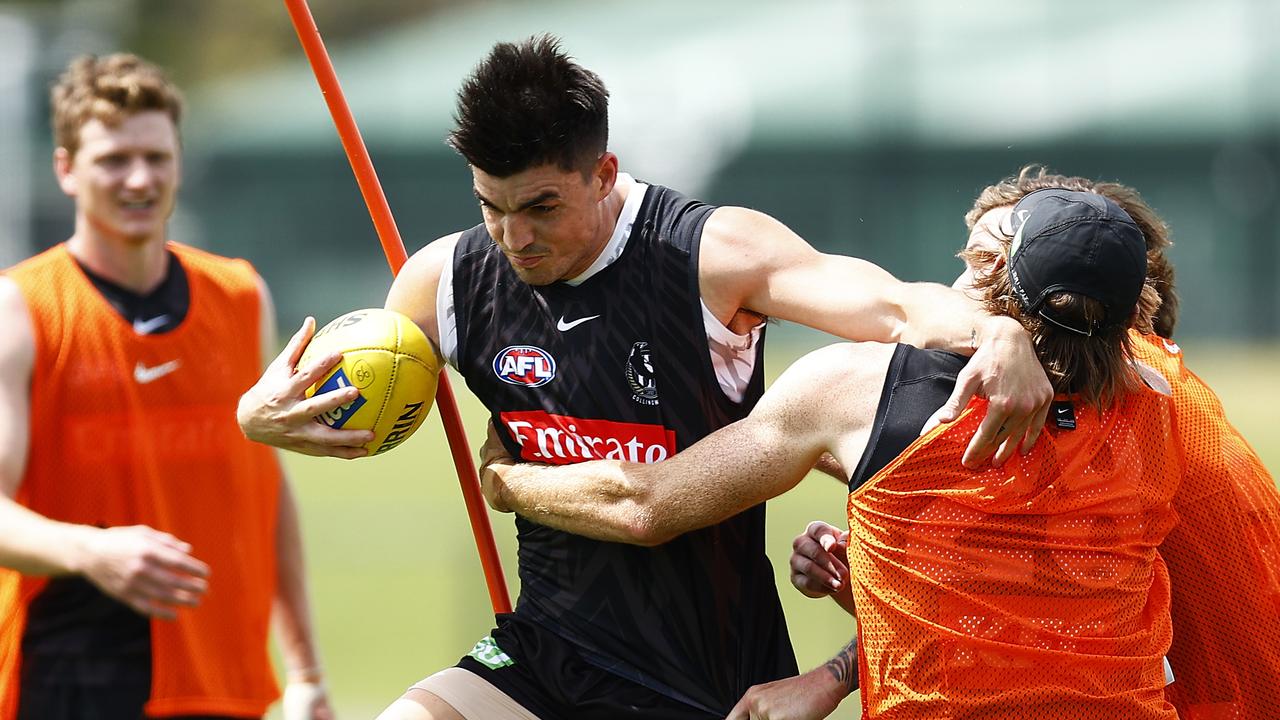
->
[282,0,512,615]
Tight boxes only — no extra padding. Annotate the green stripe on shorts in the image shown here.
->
[468,634,515,669]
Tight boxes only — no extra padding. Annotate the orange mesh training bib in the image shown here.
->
[1132,332,1280,719]
[0,243,281,718]
[848,390,1183,719]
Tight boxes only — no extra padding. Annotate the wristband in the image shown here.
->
[286,665,324,684]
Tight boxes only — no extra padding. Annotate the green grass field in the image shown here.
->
[272,339,1280,718]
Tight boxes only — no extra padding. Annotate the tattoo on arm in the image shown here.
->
[824,636,859,693]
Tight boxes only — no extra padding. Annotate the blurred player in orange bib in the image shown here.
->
[0,54,331,720]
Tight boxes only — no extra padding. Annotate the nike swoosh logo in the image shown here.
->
[1056,406,1070,414]
[134,360,181,384]
[132,315,170,335]
[1163,339,1181,355]
[556,315,600,332]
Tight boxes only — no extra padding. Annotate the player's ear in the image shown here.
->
[593,152,618,202]
[54,147,77,197]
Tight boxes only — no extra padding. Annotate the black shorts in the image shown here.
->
[18,651,255,720]
[19,577,257,720]
[456,614,718,720]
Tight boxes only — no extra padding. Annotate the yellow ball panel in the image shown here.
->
[368,354,438,456]
[298,308,441,457]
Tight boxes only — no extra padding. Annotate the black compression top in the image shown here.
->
[849,344,969,491]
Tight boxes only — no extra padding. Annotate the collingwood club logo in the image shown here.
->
[626,341,659,406]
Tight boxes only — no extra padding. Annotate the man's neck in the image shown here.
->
[592,175,630,249]
[66,229,169,295]
[605,173,631,222]
[563,174,637,286]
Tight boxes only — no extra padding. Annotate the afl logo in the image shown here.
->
[626,341,659,406]
[494,346,557,387]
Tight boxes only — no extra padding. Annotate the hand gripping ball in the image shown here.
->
[297,308,441,456]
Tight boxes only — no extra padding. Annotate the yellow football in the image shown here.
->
[298,308,440,457]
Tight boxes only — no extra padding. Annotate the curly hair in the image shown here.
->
[448,35,608,177]
[51,53,184,158]
[960,180,1164,409]
[966,165,1178,338]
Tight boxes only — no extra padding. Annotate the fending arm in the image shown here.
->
[699,207,1053,467]
[699,206,987,351]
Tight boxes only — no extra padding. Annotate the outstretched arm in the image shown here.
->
[699,207,1052,466]
[482,343,891,546]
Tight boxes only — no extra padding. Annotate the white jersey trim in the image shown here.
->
[564,174,647,286]
[436,176,648,368]
[701,301,762,404]
[437,175,761,402]
[437,243,459,369]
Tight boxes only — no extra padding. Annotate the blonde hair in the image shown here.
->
[51,53,183,157]
[966,165,1178,338]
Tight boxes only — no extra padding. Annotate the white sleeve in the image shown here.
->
[701,300,762,404]
[435,253,459,370]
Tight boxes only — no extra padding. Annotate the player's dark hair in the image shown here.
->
[448,35,609,177]
[966,165,1179,338]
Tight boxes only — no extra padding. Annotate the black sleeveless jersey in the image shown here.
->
[849,344,968,491]
[452,184,796,714]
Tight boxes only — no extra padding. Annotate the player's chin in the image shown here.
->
[113,223,164,246]
[508,263,559,286]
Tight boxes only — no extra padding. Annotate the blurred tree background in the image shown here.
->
[5,0,1278,340]
[6,0,459,82]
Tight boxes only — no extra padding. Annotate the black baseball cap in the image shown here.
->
[1006,188,1147,336]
